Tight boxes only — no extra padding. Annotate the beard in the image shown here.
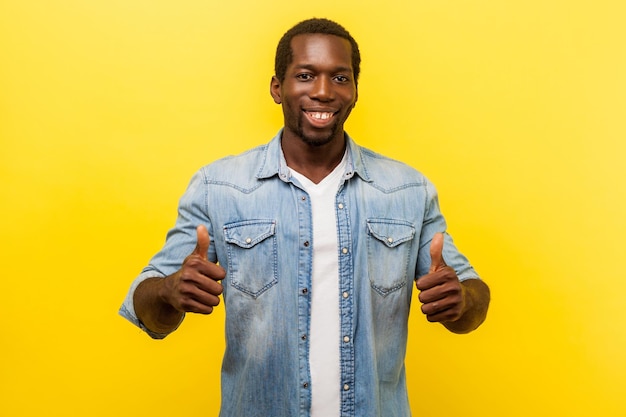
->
[294,113,342,148]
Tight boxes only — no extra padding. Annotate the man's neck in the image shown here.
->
[281,132,347,184]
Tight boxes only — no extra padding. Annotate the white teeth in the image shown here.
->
[309,112,333,120]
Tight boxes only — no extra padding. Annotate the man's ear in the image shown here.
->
[270,76,282,104]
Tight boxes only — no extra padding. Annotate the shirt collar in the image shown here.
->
[255,129,372,183]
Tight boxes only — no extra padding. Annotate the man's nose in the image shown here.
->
[309,76,333,101]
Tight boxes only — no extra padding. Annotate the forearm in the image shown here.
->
[443,278,490,334]
[133,277,184,335]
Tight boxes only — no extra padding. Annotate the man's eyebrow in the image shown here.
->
[293,63,353,73]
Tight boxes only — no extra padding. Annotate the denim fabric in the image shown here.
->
[119,130,479,417]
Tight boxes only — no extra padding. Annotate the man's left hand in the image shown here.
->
[416,232,467,324]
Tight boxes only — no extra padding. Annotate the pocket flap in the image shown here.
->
[224,220,276,248]
[367,219,415,248]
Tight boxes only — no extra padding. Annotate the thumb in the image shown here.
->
[191,225,210,260]
[429,232,447,273]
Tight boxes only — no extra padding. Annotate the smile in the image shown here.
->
[306,111,334,120]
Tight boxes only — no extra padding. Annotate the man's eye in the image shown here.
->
[296,73,313,80]
[334,75,349,83]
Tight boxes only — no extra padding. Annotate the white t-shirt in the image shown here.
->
[289,154,347,417]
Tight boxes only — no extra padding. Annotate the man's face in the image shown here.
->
[271,33,358,147]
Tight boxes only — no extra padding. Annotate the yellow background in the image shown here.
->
[1,1,625,416]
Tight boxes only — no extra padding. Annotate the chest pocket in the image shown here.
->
[224,219,277,298]
[366,219,415,296]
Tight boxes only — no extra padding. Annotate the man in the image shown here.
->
[120,18,490,417]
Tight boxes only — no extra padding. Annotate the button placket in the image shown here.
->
[295,188,313,413]
[336,188,355,414]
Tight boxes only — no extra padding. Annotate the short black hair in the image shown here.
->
[274,18,361,85]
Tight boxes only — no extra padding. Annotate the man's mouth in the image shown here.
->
[304,111,336,126]
[307,111,334,120]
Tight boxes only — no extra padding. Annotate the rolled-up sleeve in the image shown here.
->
[416,179,480,281]
[118,169,212,338]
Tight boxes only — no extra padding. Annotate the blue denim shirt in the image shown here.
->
[119,131,479,417]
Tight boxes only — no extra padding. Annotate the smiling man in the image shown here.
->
[120,18,490,417]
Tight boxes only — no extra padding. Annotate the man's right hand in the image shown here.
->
[159,225,227,315]
[134,225,226,335]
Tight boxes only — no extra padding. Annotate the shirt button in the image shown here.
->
[302,288,308,294]
[304,241,310,247]
[343,384,350,391]
[245,237,252,244]
[338,203,344,209]
[342,247,348,254]
[301,196,306,201]
[387,237,393,243]
[303,382,309,389]
[302,334,307,340]
[343,336,350,343]
[342,291,349,299]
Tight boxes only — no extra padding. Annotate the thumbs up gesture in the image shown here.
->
[160,225,227,314]
[416,232,466,324]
